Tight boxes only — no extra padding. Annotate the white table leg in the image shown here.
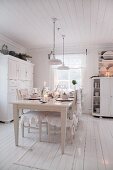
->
[61,109,67,154]
[13,104,19,146]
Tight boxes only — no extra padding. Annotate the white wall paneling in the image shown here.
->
[0,0,113,49]
[29,49,51,89]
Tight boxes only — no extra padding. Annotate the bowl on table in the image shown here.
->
[30,93,38,99]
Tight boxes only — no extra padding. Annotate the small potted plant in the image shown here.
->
[72,80,77,90]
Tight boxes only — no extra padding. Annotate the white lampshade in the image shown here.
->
[49,58,62,65]
[57,63,69,70]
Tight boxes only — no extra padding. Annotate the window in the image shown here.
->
[52,54,86,90]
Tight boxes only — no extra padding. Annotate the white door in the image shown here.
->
[100,78,111,116]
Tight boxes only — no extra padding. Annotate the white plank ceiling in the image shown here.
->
[0,0,113,49]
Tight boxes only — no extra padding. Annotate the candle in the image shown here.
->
[44,94,48,102]
[106,71,110,77]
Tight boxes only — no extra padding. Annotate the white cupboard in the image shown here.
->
[92,77,113,117]
[0,54,34,122]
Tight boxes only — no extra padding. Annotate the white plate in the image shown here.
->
[103,51,113,60]
[103,51,113,55]
[56,98,73,102]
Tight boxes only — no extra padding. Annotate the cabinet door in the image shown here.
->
[100,78,111,116]
[25,64,34,81]
[18,63,26,80]
[18,63,33,81]
[8,59,18,80]
[110,78,113,116]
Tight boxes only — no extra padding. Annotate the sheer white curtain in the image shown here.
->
[51,54,86,90]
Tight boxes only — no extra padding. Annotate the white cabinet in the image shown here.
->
[0,54,34,122]
[92,77,113,117]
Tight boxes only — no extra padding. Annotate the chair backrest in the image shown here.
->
[76,88,82,115]
[72,94,77,113]
[67,91,77,119]
[16,89,21,100]
[77,88,82,104]
[32,88,41,96]
[16,89,29,100]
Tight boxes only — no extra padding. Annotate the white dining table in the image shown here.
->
[12,99,72,154]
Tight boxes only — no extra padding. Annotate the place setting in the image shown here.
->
[56,91,74,102]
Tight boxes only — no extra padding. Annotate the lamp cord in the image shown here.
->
[53,18,57,59]
[62,35,65,65]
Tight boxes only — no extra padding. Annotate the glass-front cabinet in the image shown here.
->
[92,77,113,117]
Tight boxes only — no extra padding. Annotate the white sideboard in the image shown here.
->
[92,77,113,117]
[0,54,34,122]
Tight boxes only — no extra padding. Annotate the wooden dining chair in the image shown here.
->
[16,89,47,137]
[76,89,82,124]
[46,93,78,143]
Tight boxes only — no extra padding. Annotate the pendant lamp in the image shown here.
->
[57,35,69,70]
[49,18,62,65]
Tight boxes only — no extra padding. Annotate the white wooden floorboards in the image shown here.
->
[1,115,113,170]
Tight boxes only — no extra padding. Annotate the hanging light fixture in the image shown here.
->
[57,35,69,70]
[48,18,62,65]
